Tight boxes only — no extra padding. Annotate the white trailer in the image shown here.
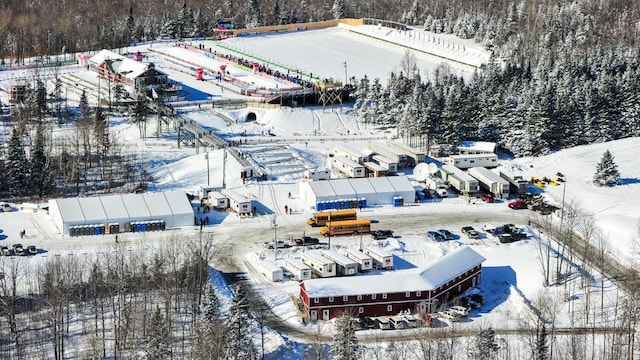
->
[425,175,445,190]
[363,162,388,177]
[345,249,373,271]
[198,185,223,200]
[385,140,425,166]
[364,246,393,270]
[331,156,365,178]
[220,189,252,216]
[467,167,510,199]
[368,141,409,167]
[303,169,331,181]
[206,191,229,209]
[440,165,480,195]
[283,257,312,281]
[333,144,371,164]
[320,249,358,276]
[499,171,529,195]
[372,154,398,172]
[301,251,337,278]
[444,153,498,169]
[256,258,283,282]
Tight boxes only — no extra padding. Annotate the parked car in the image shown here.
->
[508,198,528,209]
[371,229,394,240]
[12,243,24,256]
[426,231,445,242]
[439,310,461,322]
[480,193,494,203]
[0,202,12,212]
[437,229,454,240]
[26,245,37,255]
[450,305,469,317]
[263,240,291,249]
[461,226,479,239]
[293,236,320,246]
[0,246,11,256]
[359,316,377,329]
[467,293,486,306]
[482,223,496,234]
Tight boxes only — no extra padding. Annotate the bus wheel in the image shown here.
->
[323,233,328,237]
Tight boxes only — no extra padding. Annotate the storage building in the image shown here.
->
[443,153,498,169]
[384,140,425,166]
[301,251,337,278]
[368,141,409,167]
[439,165,480,195]
[467,167,510,199]
[363,162,388,177]
[333,144,372,165]
[372,155,398,172]
[283,258,313,281]
[345,249,373,271]
[331,156,365,178]
[320,250,359,276]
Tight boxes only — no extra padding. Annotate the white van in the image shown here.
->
[0,203,12,212]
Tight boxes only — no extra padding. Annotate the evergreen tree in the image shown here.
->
[332,0,346,20]
[79,89,90,117]
[593,149,620,187]
[112,84,125,110]
[194,282,224,359]
[123,5,135,44]
[331,313,359,360]
[223,284,254,359]
[30,122,52,197]
[245,0,263,28]
[131,93,148,138]
[34,79,47,119]
[469,327,500,360]
[147,307,171,359]
[201,282,221,331]
[6,128,27,197]
[177,1,194,38]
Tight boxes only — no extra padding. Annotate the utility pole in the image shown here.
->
[205,151,210,186]
[271,216,278,260]
[343,62,347,86]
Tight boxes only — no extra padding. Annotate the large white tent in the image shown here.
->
[48,191,194,236]
[298,176,415,210]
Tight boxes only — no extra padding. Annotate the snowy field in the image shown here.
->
[0,23,638,358]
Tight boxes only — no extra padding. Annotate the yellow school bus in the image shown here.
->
[307,209,357,227]
[320,219,371,236]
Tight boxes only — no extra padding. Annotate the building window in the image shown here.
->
[387,305,392,312]
[314,298,319,303]
[343,295,348,302]
[416,290,421,297]
[329,296,334,303]
[372,294,377,300]
[357,294,362,300]
[358,307,364,314]
[382,293,387,299]
[406,291,411,298]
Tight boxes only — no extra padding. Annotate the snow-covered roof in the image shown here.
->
[143,192,172,218]
[89,49,164,80]
[306,179,337,199]
[457,141,497,154]
[99,195,130,222]
[387,175,416,194]
[77,196,107,224]
[349,178,376,197]
[54,198,85,223]
[162,191,193,216]
[121,194,152,219]
[302,247,485,297]
[330,179,356,198]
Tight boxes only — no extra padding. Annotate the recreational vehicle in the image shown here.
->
[301,251,337,278]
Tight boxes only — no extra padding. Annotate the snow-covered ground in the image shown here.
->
[0,23,638,358]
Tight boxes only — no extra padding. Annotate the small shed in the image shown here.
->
[256,258,283,282]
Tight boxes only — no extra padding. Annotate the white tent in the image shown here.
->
[121,194,152,224]
[49,198,85,235]
[330,179,356,201]
[349,178,377,206]
[370,177,396,205]
[387,176,417,203]
[299,180,336,206]
[143,192,174,227]
[100,195,130,228]
[78,197,107,225]
[163,191,194,228]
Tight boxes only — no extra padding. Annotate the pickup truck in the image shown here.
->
[263,240,291,249]
[293,236,319,246]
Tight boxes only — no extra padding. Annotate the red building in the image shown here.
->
[299,246,485,321]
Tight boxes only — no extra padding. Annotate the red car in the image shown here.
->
[481,194,494,203]
[508,199,528,209]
